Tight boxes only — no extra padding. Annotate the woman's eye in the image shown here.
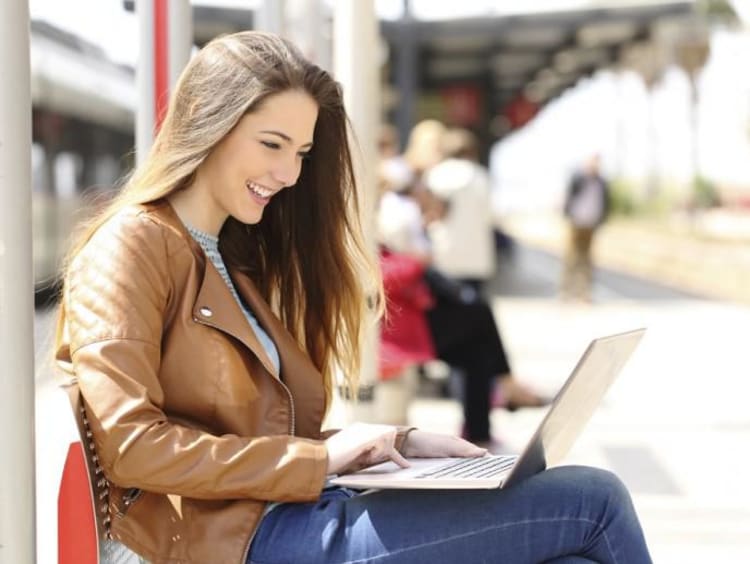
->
[261,141,280,150]
[298,151,312,160]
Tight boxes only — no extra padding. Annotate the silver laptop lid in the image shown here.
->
[504,328,646,487]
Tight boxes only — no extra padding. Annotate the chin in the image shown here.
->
[234,209,264,225]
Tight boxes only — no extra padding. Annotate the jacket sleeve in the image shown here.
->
[64,212,328,502]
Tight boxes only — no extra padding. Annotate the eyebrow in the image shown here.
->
[259,130,313,149]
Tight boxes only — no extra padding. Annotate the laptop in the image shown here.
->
[331,328,645,490]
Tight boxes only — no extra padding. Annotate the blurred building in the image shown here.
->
[31,20,134,300]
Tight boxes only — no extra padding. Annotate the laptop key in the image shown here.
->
[416,456,517,479]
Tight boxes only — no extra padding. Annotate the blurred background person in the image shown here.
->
[403,118,446,179]
[378,246,436,387]
[377,123,432,261]
[561,153,611,302]
[424,127,495,294]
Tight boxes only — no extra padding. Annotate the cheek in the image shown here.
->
[292,160,304,181]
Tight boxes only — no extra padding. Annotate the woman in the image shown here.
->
[55,32,652,564]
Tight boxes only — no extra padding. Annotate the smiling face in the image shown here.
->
[174,89,319,235]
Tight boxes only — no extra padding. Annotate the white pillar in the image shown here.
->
[333,0,380,416]
[136,0,156,163]
[168,0,193,90]
[0,1,36,562]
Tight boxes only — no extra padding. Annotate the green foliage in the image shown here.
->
[696,0,739,22]
[692,175,721,208]
[608,178,638,216]
[608,177,681,218]
[608,175,721,217]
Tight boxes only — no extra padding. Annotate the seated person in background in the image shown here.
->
[378,142,548,448]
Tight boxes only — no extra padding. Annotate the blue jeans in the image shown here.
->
[247,466,652,564]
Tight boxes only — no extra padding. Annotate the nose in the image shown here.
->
[271,153,302,188]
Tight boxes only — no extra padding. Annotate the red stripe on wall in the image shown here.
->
[154,0,169,131]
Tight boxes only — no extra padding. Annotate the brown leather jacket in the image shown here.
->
[56,200,397,563]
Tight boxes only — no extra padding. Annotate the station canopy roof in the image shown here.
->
[187,1,698,119]
[380,1,697,107]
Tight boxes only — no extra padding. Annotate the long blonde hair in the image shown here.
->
[56,31,381,402]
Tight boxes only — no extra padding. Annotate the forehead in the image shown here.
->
[244,90,318,142]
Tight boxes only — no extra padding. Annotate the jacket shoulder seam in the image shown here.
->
[70,336,160,358]
[133,207,184,260]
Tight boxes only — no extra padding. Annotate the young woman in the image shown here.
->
[55,31,652,564]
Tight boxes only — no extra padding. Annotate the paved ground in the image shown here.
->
[34,220,750,562]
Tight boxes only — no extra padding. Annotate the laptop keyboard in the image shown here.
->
[415,455,518,479]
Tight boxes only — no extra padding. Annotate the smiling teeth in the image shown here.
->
[247,181,273,198]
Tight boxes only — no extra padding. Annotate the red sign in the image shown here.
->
[503,94,538,129]
[440,84,482,126]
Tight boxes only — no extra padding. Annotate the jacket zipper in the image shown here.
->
[114,487,143,518]
[240,384,295,564]
[280,381,295,435]
[194,316,296,564]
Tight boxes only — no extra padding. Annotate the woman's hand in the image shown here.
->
[400,430,487,459]
[325,423,410,475]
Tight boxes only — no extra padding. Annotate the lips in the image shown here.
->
[245,182,271,208]
[246,181,274,200]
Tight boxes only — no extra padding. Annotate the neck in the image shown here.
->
[169,183,226,237]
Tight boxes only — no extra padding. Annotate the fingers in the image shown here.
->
[365,431,411,469]
[326,423,410,474]
[404,430,488,458]
[451,436,487,456]
[388,447,411,468]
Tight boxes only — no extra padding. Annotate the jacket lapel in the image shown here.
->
[230,268,327,438]
[158,200,281,378]
[192,260,280,378]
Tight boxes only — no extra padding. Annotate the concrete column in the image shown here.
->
[0,0,36,562]
[333,0,380,415]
